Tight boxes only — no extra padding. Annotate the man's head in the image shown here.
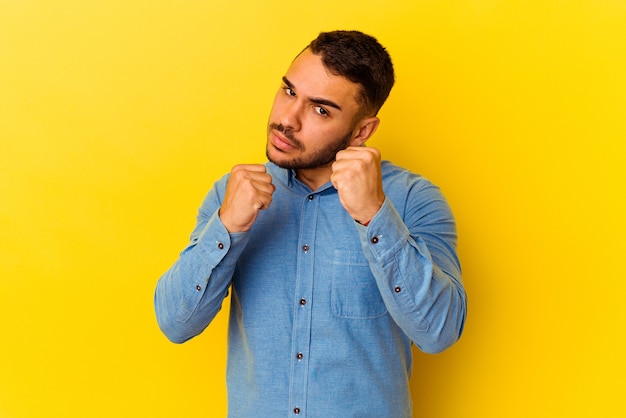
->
[266,30,394,173]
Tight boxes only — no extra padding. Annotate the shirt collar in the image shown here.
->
[286,168,296,188]
[283,166,335,194]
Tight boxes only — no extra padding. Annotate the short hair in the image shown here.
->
[307,30,395,116]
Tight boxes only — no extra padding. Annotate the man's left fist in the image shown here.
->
[330,146,385,225]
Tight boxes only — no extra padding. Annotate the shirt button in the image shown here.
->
[308,194,314,200]
[196,285,202,291]
[395,286,402,293]
[302,244,309,252]
[296,352,303,360]
[294,407,301,414]
[299,298,306,306]
[217,242,224,249]
[371,236,379,244]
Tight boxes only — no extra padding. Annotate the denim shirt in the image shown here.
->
[155,161,467,418]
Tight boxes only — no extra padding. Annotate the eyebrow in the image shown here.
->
[282,76,343,111]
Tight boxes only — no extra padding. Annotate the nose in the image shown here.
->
[277,98,302,132]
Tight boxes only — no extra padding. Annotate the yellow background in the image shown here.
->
[1,1,624,417]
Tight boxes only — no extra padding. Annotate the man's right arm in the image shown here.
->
[154,164,274,343]
[154,178,249,343]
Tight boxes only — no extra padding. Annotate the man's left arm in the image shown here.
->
[332,147,467,353]
[357,193,466,354]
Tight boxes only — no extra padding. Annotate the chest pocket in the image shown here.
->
[331,250,387,319]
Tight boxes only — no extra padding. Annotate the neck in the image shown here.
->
[296,166,332,191]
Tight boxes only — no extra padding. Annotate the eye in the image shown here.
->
[314,106,329,116]
[283,86,296,97]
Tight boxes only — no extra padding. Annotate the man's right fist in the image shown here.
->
[219,164,275,232]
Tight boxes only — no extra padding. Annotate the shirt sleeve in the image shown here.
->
[154,179,249,343]
[356,184,467,354]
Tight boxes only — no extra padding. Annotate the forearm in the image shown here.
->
[154,209,249,343]
[358,199,467,354]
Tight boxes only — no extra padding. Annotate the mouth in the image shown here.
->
[270,129,299,152]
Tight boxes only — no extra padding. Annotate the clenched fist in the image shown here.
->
[330,146,385,225]
[219,164,275,232]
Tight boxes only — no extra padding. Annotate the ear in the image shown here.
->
[349,117,380,147]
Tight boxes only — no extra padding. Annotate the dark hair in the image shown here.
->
[307,30,395,116]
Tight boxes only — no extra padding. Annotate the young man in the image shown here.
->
[155,30,467,417]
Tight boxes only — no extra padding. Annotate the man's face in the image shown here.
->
[266,49,364,170]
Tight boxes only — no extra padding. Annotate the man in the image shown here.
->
[155,30,467,417]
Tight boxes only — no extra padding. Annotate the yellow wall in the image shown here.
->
[1,1,624,417]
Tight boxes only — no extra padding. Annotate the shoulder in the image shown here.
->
[380,160,453,222]
[381,160,438,193]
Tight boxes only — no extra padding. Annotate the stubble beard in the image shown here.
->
[266,123,353,170]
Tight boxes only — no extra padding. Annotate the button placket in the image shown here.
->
[288,192,317,416]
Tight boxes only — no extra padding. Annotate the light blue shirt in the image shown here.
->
[155,161,467,417]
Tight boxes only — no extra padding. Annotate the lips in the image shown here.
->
[271,129,299,152]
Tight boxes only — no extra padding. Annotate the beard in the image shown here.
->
[266,123,353,170]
